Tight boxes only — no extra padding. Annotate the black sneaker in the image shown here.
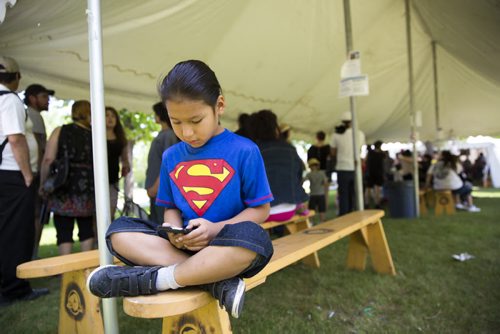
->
[201,277,246,318]
[86,265,161,298]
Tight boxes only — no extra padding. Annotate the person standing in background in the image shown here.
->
[24,83,55,259]
[364,140,385,209]
[304,158,328,223]
[40,100,95,255]
[0,56,49,306]
[145,102,178,224]
[330,111,365,216]
[307,130,332,210]
[105,106,130,220]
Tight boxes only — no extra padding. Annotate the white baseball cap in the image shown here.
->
[0,56,19,73]
[341,111,352,121]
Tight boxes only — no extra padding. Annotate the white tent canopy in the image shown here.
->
[1,0,499,142]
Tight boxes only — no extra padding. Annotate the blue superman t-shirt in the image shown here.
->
[156,129,273,226]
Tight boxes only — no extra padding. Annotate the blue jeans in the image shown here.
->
[105,217,274,278]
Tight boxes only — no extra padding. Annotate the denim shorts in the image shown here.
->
[105,217,274,278]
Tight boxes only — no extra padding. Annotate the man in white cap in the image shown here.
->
[330,111,365,216]
[0,56,49,307]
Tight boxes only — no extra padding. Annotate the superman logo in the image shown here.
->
[170,159,235,216]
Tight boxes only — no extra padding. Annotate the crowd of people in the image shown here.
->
[0,56,488,315]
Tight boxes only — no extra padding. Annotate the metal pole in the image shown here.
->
[87,1,119,333]
[431,41,441,135]
[343,0,364,211]
[405,0,420,217]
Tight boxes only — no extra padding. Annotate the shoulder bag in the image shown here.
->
[43,144,70,194]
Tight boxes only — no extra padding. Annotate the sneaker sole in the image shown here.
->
[231,279,246,318]
[86,264,119,295]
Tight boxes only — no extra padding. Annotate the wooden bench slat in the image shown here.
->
[17,250,120,278]
[124,289,213,319]
[124,210,387,318]
[17,250,102,278]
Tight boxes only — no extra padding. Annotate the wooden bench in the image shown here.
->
[13,212,317,334]
[16,250,120,334]
[123,210,395,333]
[261,210,319,267]
[419,190,428,215]
[434,190,456,216]
[16,210,394,333]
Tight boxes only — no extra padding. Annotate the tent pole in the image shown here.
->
[431,41,442,137]
[404,0,420,217]
[87,1,119,333]
[342,0,364,211]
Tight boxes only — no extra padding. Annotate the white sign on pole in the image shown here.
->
[339,51,369,97]
[339,75,369,97]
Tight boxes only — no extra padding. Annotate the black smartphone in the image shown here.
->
[157,225,194,234]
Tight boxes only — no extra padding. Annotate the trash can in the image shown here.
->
[384,181,417,218]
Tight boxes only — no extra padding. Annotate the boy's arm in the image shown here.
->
[163,208,183,227]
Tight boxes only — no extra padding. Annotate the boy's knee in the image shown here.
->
[109,231,133,250]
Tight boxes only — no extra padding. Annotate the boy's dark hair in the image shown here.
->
[152,102,170,125]
[316,131,326,141]
[374,140,383,149]
[158,60,221,110]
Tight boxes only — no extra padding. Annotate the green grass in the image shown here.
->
[1,190,499,333]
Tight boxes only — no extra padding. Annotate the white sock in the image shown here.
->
[155,265,184,291]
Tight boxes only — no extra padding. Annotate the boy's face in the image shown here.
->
[167,96,225,148]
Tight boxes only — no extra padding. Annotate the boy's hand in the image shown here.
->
[177,218,219,251]
[161,223,186,250]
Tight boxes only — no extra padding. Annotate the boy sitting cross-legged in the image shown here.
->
[87,60,274,318]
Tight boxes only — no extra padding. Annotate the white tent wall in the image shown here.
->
[1,0,499,142]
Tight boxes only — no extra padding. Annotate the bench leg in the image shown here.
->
[365,221,396,275]
[346,221,396,275]
[434,191,455,216]
[161,299,232,334]
[286,219,320,268]
[58,269,104,334]
[419,192,428,215]
[346,229,368,271]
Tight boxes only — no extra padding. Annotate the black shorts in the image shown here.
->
[53,215,94,245]
[308,195,326,213]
